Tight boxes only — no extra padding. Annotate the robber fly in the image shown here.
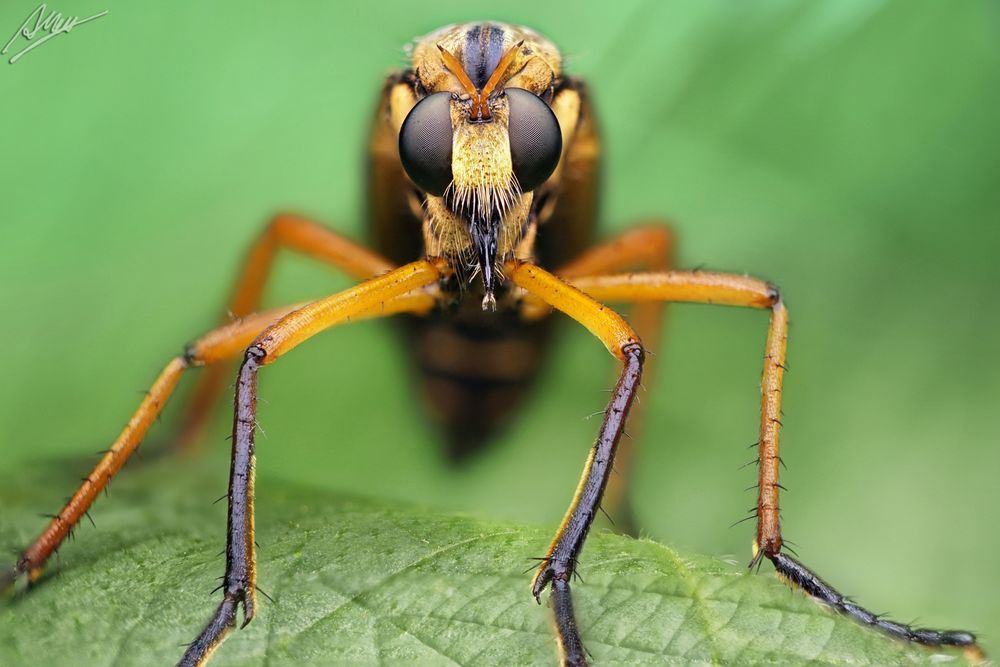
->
[2,22,981,666]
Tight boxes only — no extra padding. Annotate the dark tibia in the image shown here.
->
[769,552,977,648]
[551,576,587,666]
[178,346,263,666]
[533,343,644,599]
[178,595,238,667]
[534,343,643,665]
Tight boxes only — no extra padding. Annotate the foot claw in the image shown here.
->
[530,560,554,602]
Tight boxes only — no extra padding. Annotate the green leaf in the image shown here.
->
[0,460,966,666]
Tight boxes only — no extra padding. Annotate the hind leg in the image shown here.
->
[177,213,395,451]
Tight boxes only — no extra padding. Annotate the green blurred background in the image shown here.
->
[1,0,997,652]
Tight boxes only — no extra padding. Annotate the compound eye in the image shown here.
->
[399,92,454,196]
[506,88,562,192]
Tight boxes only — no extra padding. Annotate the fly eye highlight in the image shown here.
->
[399,92,454,196]
[505,88,562,192]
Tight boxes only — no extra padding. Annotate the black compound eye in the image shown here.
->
[506,88,562,192]
[399,92,454,196]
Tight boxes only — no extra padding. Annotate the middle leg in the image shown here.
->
[559,270,980,658]
[1,288,437,594]
[1,302,306,590]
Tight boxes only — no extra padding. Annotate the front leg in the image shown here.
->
[178,346,263,666]
[508,261,644,666]
[530,342,643,599]
[532,342,643,667]
[178,260,443,666]
[552,223,675,534]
